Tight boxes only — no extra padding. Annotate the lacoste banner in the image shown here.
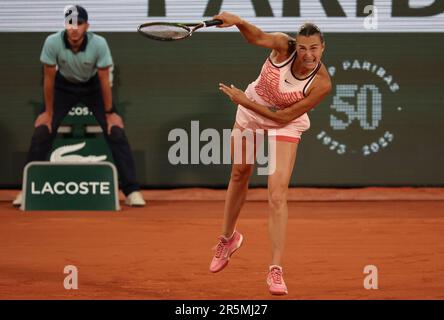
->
[22,162,120,211]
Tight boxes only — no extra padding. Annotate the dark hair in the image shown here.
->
[64,5,88,24]
[297,23,324,43]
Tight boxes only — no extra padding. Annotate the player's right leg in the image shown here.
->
[209,123,255,273]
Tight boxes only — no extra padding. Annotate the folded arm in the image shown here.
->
[219,68,332,124]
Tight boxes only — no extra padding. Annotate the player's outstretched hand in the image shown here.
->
[219,83,250,107]
[213,12,241,28]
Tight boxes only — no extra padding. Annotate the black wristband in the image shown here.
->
[105,107,115,114]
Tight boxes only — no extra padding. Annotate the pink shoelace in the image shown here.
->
[270,268,283,284]
[214,237,228,258]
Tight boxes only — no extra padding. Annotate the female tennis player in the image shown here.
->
[209,12,332,295]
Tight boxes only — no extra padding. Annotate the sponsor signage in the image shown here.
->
[22,162,120,211]
[0,0,443,32]
[315,58,401,157]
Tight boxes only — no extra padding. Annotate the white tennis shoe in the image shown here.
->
[125,191,146,207]
[12,191,23,207]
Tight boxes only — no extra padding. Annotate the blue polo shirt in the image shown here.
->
[40,30,113,83]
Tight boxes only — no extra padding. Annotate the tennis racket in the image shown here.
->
[137,19,223,41]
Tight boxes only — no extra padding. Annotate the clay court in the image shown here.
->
[1,188,443,300]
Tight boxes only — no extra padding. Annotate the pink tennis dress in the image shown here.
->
[235,50,321,142]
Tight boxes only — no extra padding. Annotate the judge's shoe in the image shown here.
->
[125,191,146,207]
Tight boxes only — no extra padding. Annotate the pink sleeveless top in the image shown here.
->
[240,50,320,130]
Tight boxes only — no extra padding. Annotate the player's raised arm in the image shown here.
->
[213,11,290,54]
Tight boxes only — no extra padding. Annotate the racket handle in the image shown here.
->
[203,19,223,27]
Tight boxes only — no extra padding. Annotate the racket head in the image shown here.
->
[137,22,192,41]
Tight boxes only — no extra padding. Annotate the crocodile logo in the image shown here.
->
[50,142,107,162]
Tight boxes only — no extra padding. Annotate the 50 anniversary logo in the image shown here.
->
[316,59,400,157]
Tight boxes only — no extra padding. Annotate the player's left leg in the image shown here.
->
[266,138,298,295]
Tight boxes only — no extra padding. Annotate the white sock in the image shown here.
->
[223,230,236,241]
[269,265,283,272]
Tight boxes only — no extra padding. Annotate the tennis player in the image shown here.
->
[209,12,332,295]
[12,5,145,207]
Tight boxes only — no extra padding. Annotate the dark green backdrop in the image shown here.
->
[1,32,443,187]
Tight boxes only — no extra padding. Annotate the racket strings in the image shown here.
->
[139,25,190,40]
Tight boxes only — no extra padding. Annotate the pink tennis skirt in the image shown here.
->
[234,105,310,143]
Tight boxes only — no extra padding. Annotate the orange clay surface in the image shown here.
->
[0,188,443,300]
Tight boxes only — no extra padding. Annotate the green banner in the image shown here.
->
[22,162,119,211]
[1,33,443,187]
